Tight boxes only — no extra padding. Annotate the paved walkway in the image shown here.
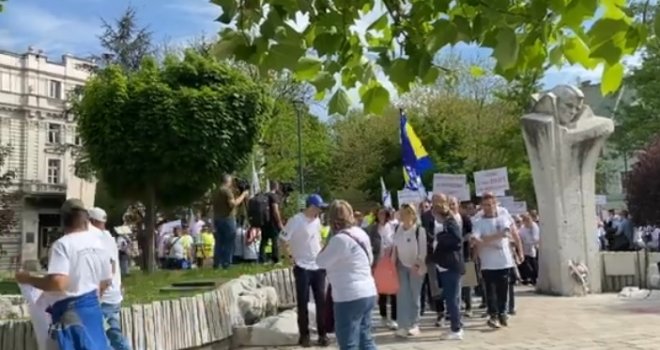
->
[275,288,660,349]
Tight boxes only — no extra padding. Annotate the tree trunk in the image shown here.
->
[143,187,157,273]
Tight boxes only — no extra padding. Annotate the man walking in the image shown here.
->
[16,199,112,349]
[258,180,284,264]
[212,174,248,269]
[279,194,329,347]
[89,207,132,350]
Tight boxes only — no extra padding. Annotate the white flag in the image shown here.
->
[250,158,261,195]
[381,177,392,208]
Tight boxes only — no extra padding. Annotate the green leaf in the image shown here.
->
[388,59,414,92]
[561,0,598,28]
[562,37,595,68]
[294,57,322,81]
[421,67,441,84]
[368,14,389,31]
[211,0,238,24]
[601,62,624,95]
[589,39,623,66]
[310,71,335,92]
[426,19,458,53]
[360,83,390,115]
[313,33,343,56]
[265,41,305,70]
[328,89,351,116]
[492,27,518,70]
[469,65,485,77]
[549,46,563,65]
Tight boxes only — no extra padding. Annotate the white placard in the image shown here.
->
[432,173,470,201]
[497,196,515,209]
[19,284,51,350]
[397,190,424,207]
[474,167,510,196]
[509,201,528,215]
[595,195,607,205]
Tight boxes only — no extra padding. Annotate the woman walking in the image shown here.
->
[317,200,377,350]
[392,204,427,337]
[367,208,398,330]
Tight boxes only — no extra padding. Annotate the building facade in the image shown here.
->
[0,48,96,270]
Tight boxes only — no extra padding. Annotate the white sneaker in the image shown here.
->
[444,329,464,340]
[395,328,408,338]
[386,319,398,330]
[380,318,390,329]
[407,326,421,336]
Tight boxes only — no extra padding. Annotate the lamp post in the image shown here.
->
[295,103,305,195]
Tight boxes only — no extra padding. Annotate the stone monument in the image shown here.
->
[521,85,614,296]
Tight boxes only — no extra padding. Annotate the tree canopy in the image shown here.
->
[98,6,154,71]
[625,138,660,225]
[0,145,19,236]
[75,51,273,270]
[212,0,646,114]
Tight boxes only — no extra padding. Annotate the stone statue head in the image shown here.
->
[551,85,585,126]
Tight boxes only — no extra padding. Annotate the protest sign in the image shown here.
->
[509,201,528,215]
[474,167,510,196]
[432,173,470,201]
[397,189,424,207]
[595,195,607,206]
[497,196,515,210]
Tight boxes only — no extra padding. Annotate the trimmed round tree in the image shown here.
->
[625,138,660,225]
[76,51,272,272]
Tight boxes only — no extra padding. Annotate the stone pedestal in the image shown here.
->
[521,85,614,296]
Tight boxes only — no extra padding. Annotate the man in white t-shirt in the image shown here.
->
[279,194,329,347]
[471,193,515,329]
[89,207,132,350]
[15,198,112,349]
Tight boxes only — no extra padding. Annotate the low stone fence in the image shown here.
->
[601,251,660,292]
[0,268,297,350]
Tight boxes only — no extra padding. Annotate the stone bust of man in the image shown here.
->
[530,84,587,129]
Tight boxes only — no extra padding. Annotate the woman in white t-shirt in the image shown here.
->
[392,203,427,337]
[367,208,398,330]
[317,200,377,350]
[518,214,540,285]
[471,194,515,329]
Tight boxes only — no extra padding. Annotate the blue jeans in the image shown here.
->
[334,296,377,350]
[48,290,110,350]
[439,270,463,332]
[214,218,237,269]
[396,261,424,329]
[101,303,132,350]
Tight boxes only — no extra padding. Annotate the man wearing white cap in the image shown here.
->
[89,207,131,350]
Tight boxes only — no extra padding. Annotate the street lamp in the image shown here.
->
[295,103,305,195]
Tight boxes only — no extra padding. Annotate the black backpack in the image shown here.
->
[248,193,271,227]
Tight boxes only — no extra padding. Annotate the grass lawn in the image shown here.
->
[0,263,283,306]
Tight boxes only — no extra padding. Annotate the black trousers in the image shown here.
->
[378,294,397,320]
[481,269,510,317]
[519,256,538,284]
[293,265,327,337]
[258,226,279,264]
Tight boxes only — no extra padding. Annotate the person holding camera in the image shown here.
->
[212,174,248,269]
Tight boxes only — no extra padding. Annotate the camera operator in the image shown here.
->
[212,174,248,269]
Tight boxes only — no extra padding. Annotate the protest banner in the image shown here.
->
[509,201,528,215]
[432,173,470,201]
[497,196,515,209]
[595,195,607,206]
[474,167,510,196]
[397,189,424,207]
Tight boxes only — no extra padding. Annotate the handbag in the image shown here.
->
[373,255,399,294]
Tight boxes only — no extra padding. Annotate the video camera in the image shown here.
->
[281,182,295,197]
[235,178,250,192]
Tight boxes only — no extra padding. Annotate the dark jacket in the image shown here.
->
[423,211,465,274]
[460,213,473,261]
[366,224,381,268]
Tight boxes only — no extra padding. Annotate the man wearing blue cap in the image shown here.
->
[280,194,329,347]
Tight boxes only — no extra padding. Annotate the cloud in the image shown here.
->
[165,0,219,19]
[1,2,101,56]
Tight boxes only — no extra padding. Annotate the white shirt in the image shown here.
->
[377,223,395,252]
[393,224,426,268]
[46,230,112,302]
[474,206,513,223]
[473,215,515,270]
[280,213,322,270]
[316,226,377,302]
[91,226,123,305]
[168,236,185,259]
[519,223,540,258]
[158,233,172,258]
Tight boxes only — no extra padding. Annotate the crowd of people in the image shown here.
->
[597,209,660,252]
[14,172,547,350]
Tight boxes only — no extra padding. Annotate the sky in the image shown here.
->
[0,0,637,110]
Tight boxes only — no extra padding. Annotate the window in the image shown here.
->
[49,80,62,99]
[47,124,62,144]
[74,134,81,146]
[47,159,61,184]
